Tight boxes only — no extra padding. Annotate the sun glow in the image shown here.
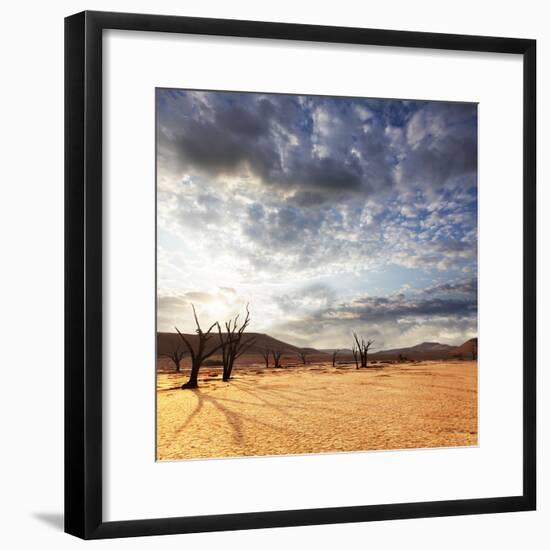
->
[203,301,229,323]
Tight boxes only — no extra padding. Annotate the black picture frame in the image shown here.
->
[65,10,536,540]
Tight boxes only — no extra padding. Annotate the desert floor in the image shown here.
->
[156,361,477,461]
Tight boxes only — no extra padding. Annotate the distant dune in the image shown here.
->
[157,332,477,362]
[371,341,453,360]
[157,331,327,357]
[372,339,477,360]
[448,338,478,358]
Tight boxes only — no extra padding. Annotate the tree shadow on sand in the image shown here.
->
[175,389,244,445]
[174,389,204,436]
[223,379,351,420]
[171,374,377,449]
[174,385,313,444]
[219,382,311,414]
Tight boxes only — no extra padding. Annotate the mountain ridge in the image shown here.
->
[157,332,327,357]
[157,332,477,360]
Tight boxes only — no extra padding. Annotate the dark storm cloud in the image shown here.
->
[339,294,477,323]
[159,114,279,180]
[158,92,392,205]
[158,92,287,182]
[289,157,363,193]
[398,102,478,192]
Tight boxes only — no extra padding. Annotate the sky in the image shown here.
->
[156,88,478,349]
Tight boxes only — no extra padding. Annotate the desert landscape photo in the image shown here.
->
[156,88,478,461]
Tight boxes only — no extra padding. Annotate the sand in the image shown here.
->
[156,361,477,461]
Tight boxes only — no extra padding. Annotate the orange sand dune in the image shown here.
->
[156,361,477,461]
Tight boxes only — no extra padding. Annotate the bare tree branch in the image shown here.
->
[217,304,254,381]
[175,327,196,361]
[352,332,375,368]
[160,341,187,372]
[178,305,224,389]
[236,337,256,359]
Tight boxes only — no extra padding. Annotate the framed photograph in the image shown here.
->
[65,11,536,539]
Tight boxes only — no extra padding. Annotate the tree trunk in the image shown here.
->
[223,361,233,382]
[181,360,200,388]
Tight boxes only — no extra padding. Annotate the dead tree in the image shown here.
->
[260,349,270,368]
[160,342,187,372]
[332,349,339,367]
[272,349,282,368]
[217,305,256,382]
[353,333,375,368]
[176,305,223,389]
[352,344,360,369]
[297,349,309,365]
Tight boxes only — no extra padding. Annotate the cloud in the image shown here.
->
[156,89,478,347]
[267,285,477,349]
[337,294,477,323]
[158,91,407,206]
[400,102,478,191]
[276,283,336,314]
[422,277,477,297]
